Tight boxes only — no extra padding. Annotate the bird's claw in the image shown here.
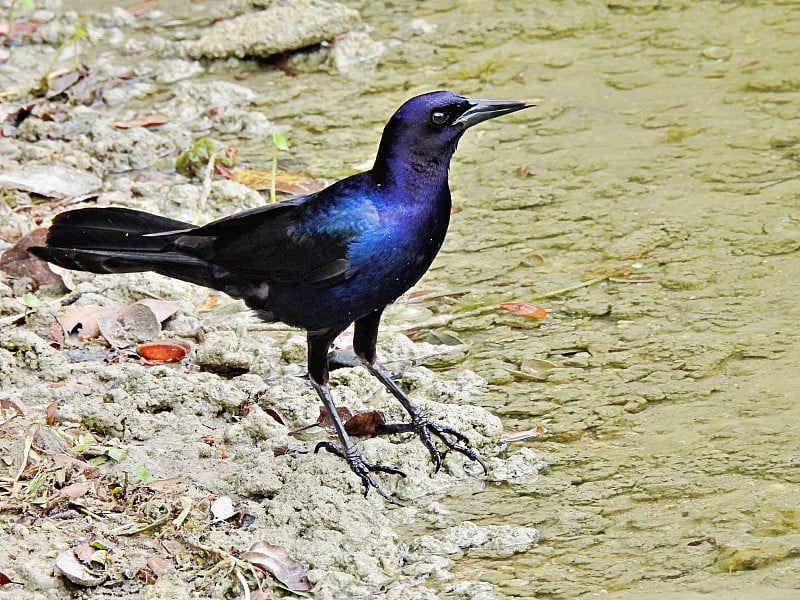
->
[314,441,406,503]
[386,413,488,475]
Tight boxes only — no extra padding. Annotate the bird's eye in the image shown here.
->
[431,111,449,125]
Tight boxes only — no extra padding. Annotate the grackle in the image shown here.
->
[30,91,532,501]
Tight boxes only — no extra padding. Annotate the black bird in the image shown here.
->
[30,91,532,500]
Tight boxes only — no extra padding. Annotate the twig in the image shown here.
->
[531,276,608,300]
[194,152,217,223]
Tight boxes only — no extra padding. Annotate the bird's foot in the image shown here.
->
[382,411,488,474]
[314,441,406,503]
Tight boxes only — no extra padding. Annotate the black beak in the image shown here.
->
[454,98,534,128]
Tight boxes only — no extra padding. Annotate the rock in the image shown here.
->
[190,0,361,60]
[0,164,101,198]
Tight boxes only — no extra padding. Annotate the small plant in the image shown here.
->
[133,466,154,484]
[176,137,239,178]
[19,292,41,322]
[270,131,289,203]
[40,23,89,85]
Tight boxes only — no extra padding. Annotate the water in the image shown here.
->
[349,1,800,597]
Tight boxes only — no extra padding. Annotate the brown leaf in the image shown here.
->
[264,408,285,425]
[101,302,160,347]
[48,381,93,395]
[0,21,39,37]
[136,341,190,363]
[196,295,218,311]
[52,299,180,347]
[50,305,117,345]
[315,406,353,428]
[124,0,158,16]
[74,542,95,563]
[0,228,62,287]
[500,302,547,319]
[343,410,387,437]
[242,541,312,592]
[0,398,24,419]
[230,169,326,196]
[500,425,545,443]
[114,113,168,129]
[54,549,105,587]
[0,571,20,586]
[46,400,58,426]
[126,299,181,324]
[60,482,90,500]
[147,555,171,577]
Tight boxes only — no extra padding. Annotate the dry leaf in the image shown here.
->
[114,113,168,129]
[125,0,159,16]
[74,543,95,563]
[48,382,92,395]
[147,555,171,577]
[315,406,353,428]
[55,549,105,587]
[52,299,180,347]
[0,399,24,420]
[51,305,117,345]
[264,407,285,425]
[60,482,90,500]
[242,541,312,592]
[210,496,235,522]
[230,169,325,195]
[315,406,387,436]
[126,299,181,324]
[197,296,218,310]
[500,425,545,443]
[500,302,547,319]
[136,341,190,363]
[343,410,387,437]
[0,228,62,287]
[46,400,58,426]
[0,570,20,585]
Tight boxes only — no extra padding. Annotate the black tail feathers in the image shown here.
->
[29,207,197,275]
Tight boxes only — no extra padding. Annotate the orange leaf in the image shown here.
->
[136,341,190,363]
[46,401,58,426]
[114,113,168,129]
[500,302,547,319]
[231,169,325,195]
[197,296,218,311]
[60,482,90,500]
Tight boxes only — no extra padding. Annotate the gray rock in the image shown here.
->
[190,0,361,59]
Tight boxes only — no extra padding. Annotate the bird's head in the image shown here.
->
[373,91,532,184]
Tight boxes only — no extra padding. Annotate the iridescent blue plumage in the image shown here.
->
[31,91,532,500]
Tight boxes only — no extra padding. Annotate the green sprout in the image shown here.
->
[133,466,154,484]
[40,23,89,88]
[20,292,41,322]
[270,130,289,204]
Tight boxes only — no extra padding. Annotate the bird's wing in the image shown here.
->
[173,185,374,287]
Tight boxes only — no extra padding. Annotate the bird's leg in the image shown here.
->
[307,329,405,502]
[352,310,488,474]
